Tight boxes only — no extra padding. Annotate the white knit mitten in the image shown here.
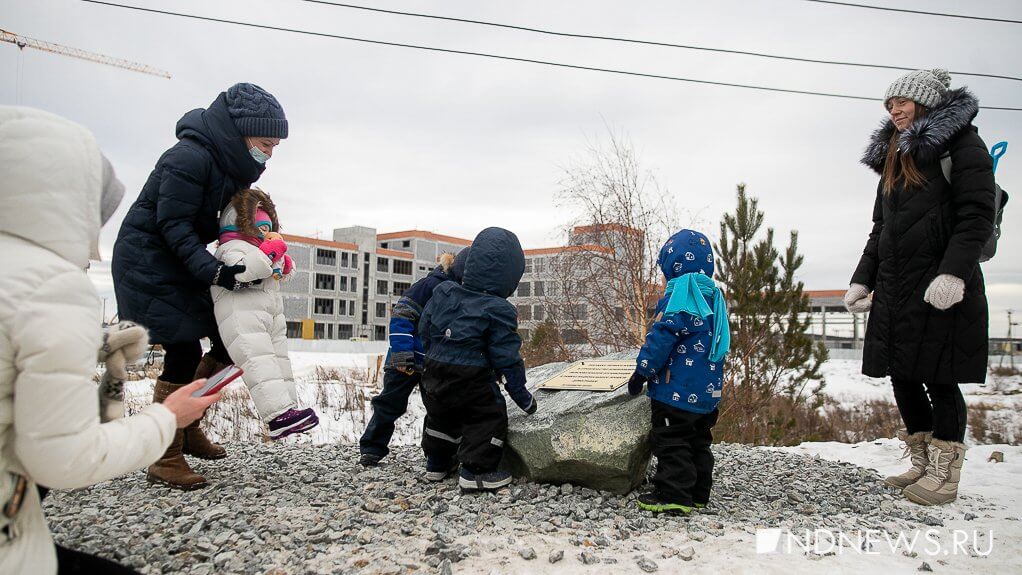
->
[843,283,872,313]
[97,322,149,422]
[924,274,965,311]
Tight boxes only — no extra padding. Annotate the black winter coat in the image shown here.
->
[112,94,265,344]
[852,88,995,385]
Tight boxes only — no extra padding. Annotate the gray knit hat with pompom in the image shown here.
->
[884,69,951,109]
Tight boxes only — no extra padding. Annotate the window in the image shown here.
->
[517,282,531,297]
[561,329,586,344]
[380,242,388,249]
[316,249,336,266]
[338,276,348,291]
[315,273,335,290]
[377,257,389,272]
[341,252,349,267]
[338,300,347,316]
[534,281,545,297]
[337,324,353,339]
[535,258,546,273]
[377,280,388,295]
[351,254,359,269]
[374,325,387,341]
[326,324,334,339]
[392,281,411,296]
[286,321,302,338]
[516,304,532,321]
[350,277,357,292]
[402,240,410,248]
[393,260,412,275]
[534,305,545,321]
[376,302,387,318]
[313,322,325,339]
[419,265,427,272]
[569,303,587,320]
[524,259,533,274]
[314,298,334,315]
[347,300,356,317]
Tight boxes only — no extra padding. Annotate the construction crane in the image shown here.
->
[1,28,170,78]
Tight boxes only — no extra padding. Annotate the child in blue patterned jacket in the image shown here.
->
[627,229,730,514]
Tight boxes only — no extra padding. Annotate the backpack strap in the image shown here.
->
[940,153,952,184]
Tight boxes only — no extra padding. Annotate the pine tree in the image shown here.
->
[714,183,828,444]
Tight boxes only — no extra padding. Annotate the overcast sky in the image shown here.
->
[3,0,1020,335]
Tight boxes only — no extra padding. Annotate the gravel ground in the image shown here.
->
[43,442,971,575]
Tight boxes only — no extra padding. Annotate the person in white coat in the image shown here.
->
[0,107,223,574]
[212,188,319,438]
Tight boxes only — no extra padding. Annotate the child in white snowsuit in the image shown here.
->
[211,188,318,439]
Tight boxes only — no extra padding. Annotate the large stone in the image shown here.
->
[504,352,651,494]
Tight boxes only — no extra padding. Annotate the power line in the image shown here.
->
[81,1,1022,111]
[799,0,1022,24]
[296,0,1022,82]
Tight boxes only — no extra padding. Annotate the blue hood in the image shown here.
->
[450,246,471,283]
[659,229,714,280]
[176,92,264,187]
[462,228,524,298]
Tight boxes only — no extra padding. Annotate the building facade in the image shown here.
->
[280,229,470,341]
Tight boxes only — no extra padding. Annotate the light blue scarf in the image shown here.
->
[664,273,731,362]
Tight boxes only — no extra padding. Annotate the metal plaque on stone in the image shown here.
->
[537,360,634,392]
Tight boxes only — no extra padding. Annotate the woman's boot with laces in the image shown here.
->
[903,438,967,505]
[885,430,931,489]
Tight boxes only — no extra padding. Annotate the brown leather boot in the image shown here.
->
[146,379,208,490]
[182,354,228,460]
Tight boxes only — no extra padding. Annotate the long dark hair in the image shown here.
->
[882,105,929,194]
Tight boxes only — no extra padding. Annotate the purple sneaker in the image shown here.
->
[268,408,319,440]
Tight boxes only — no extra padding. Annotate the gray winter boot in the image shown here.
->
[885,430,931,489]
[903,438,967,506]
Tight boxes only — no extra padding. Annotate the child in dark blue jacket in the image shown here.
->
[419,227,537,491]
[358,248,470,467]
[628,229,730,514]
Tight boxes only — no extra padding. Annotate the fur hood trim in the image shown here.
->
[227,188,279,238]
[861,87,979,174]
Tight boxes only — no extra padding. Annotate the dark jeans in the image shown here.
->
[650,402,718,506]
[359,368,421,458]
[891,378,967,442]
[160,332,231,384]
[420,367,507,474]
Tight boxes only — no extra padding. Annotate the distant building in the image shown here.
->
[280,228,469,341]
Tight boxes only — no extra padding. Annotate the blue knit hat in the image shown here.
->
[225,83,288,138]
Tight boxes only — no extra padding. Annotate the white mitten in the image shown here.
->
[924,274,965,311]
[98,321,149,363]
[97,322,149,422]
[843,283,872,313]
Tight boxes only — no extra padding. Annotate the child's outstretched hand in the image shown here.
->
[627,372,648,396]
[260,239,287,262]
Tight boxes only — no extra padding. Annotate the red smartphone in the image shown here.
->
[191,365,244,397]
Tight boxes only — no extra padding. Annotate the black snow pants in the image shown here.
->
[650,401,718,506]
[420,362,508,474]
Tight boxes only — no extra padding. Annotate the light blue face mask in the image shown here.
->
[248,146,270,164]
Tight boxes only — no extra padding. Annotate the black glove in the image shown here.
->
[213,263,257,291]
[388,350,418,373]
[627,372,648,396]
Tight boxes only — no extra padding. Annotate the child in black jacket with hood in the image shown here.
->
[419,227,537,491]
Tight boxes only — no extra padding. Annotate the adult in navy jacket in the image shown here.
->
[112,83,287,489]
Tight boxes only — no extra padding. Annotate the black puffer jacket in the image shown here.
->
[112,93,264,344]
[852,88,995,385]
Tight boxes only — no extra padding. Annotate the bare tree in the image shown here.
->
[544,130,679,355]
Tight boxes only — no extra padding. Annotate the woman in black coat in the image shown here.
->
[844,69,995,506]
[112,83,287,489]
